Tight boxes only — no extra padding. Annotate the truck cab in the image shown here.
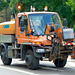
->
[16,12,62,45]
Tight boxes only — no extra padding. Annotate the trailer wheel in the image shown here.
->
[54,59,67,67]
[1,48,12,65]
[25,50,39,70]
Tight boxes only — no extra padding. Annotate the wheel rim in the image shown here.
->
[26,55,33,65]
[25,50,39,69]
[54,59,67,67]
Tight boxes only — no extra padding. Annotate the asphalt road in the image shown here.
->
[0,56,75,75]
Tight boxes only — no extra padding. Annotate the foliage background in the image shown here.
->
[0,0,75,31]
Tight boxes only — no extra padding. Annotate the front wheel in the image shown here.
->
[54,59,67,68]
[25,50,39,70]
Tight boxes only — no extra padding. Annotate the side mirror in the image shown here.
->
[45,24,55,34]
[20,27,25,32]
[20,20,24,27]
[50,25,55,32]
[63,18,67,26]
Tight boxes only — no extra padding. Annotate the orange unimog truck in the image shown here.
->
[0,8,75,70]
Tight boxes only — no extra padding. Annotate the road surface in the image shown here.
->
[0,56,75,75]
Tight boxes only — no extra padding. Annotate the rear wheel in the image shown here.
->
[25,50,39,70]
[54,59,67,67]
[1,48,12,65]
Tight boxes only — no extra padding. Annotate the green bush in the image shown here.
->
[74,26,75,32]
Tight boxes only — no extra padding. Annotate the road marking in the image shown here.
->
[0,65,64,75]
[40,67,64,71]
[0,66,38,75]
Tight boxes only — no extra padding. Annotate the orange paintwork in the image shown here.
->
[56,28,62,39]
[0,20,15,34]
[71,51,75,58]
[56,28,63,43]
[45,24,50,34]
[17,35,52,45]
[44,24,56,35]
[11,19,15,21]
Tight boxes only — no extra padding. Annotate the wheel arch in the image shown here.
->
[0,43,8,55]
[21,45,41,60]
[21,45,33,60]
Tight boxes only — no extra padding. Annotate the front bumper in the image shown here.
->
[36,47,52,53]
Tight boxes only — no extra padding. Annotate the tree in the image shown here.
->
[7,0,75,31]
[66,0,75,31]
[0,0,9,11]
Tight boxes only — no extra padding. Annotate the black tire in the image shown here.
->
[54,59,67,68]
[25,50,39,70]
[1,48,12,65]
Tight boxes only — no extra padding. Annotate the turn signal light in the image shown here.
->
[17,4,21,10]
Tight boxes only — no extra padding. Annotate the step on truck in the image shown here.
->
[0,8,75,70]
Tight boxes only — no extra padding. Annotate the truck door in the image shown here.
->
[19,15,28,36]
[16,15,28,44]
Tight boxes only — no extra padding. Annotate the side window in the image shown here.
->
[19,15,28,36]
[19,16,24,27]
[24,16,28,36]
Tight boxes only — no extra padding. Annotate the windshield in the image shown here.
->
[29,13,61,36]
